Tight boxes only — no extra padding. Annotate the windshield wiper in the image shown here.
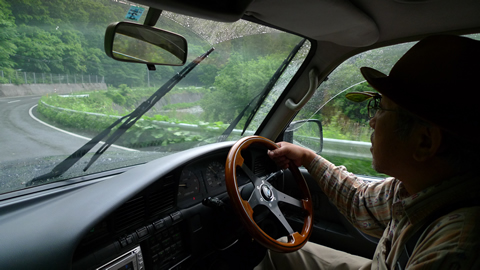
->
[216,92,262,142]
[217,38,306,142]
[27,48,214,187]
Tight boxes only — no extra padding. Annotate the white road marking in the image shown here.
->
[28,104,137,152]
[8,100,21,104]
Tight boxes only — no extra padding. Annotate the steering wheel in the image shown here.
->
[225,136,313,253]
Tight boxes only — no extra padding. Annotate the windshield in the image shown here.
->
[0,1,310,194]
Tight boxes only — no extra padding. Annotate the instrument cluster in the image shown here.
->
[175,147,275,208]
[176,154,235,208]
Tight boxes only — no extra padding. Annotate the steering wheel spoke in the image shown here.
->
[247,189,261,209]
[276,190,303,208]
[226,136,313,253]
[241,163,263,187]
[269,203,295,234]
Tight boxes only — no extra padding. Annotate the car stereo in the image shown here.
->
[96,246,144,270]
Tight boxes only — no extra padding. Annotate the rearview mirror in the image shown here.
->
[105,22,187,66]
[283,119,323,154]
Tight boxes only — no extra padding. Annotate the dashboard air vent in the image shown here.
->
[253,156,269,176]
[113,196,145,232]
[148,185,175,216]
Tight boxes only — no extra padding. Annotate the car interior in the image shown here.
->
[1,0,480,269]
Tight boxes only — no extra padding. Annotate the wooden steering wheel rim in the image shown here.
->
[225,136,313,253]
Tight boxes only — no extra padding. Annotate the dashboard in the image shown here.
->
[71,142,264,270]
[0,141,378,270]
[0,141,277,270]
[176,153,245,209]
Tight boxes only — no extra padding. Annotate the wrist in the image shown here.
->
[302,150,317,168]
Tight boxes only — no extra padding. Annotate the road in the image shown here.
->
[0,95,131,164]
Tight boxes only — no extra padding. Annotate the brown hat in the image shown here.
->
[348,35,480,143]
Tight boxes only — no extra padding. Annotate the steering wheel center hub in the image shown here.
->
[261,184,274,201]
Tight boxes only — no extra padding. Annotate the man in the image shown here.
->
[256,35,480,269]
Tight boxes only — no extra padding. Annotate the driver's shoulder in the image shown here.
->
[422,206,480,247]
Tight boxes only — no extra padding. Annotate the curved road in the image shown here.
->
[0,95,131,163]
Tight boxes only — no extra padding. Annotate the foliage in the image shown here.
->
[0,0,17,72]
[2,0,151,87]
[37,100,116,133]
[200,53,285,123]
[37,87,226,151]
[161,101,200,110]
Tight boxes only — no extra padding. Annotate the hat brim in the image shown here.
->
[359,67,396,96]
[345,68,395,103]
[360,67,388,82]
[345,91,378,102]
[359,66,411,108]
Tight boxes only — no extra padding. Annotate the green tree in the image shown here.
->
[13,25,66,73]
[0,0,17,80]
[84,47,105,76]
[5,0,127,77]
[7,0,56,26]
[104,62,145,87]
[60,30,87,74]
[200,53,284,122]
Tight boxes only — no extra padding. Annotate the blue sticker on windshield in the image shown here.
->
[125,6,145,22]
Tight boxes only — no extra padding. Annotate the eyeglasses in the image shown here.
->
[367,95,382,119]
[366,95,401,119]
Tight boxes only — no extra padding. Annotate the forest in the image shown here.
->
[4,0,469,148]
[1,0,126,83]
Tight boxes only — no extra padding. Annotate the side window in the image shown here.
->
[292,33,480,178]
[292,42,415,178]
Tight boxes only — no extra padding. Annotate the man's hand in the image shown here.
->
[267,142,317,170]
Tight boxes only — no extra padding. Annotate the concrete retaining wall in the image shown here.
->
[0,83,107,97]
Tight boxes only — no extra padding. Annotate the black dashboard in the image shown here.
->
[0,141,278,270]
[73,143,261,270]
[0,141,378,270]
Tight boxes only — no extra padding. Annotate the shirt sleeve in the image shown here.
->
[306,155,399,238]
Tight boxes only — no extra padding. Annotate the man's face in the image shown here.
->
[368,96,414,177]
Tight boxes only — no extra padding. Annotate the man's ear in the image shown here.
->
[413,125,443,162]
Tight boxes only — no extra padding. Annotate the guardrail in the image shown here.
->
[294,135,372,160]
[323,138,371,160]
[39,101,371,160]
